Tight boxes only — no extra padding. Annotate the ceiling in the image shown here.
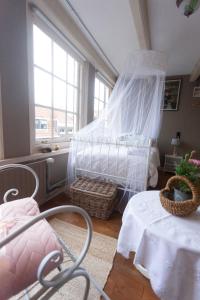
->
[148,0,200,76]
[66,0,200,76]
[67,0,140,74]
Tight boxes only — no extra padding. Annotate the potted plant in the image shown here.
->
[174,153,200,201]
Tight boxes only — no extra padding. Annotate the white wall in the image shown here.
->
[0,0,30,158]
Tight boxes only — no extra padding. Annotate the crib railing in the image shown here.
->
[71,137,152,194]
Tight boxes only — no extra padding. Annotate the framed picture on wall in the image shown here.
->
[193,87,200,97]
[163,79,181,111]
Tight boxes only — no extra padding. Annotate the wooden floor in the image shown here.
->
[42,193,159,300]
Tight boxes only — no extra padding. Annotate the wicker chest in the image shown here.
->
[70,177,118,219]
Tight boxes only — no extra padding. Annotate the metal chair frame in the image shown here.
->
[0,164,110,300]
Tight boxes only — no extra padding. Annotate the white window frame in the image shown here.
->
[94,73,112,119]
[28,13,86,151]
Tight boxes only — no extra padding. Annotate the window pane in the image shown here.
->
[95,78,99,98]
[99,81,104,100]
[99,100,104,114]
[74,89,78,113]
[67,85,74,112]
[94,76,112,120]
[33,25,52,72]
[67,113,74,134]
[34,67,52,107]
[35,119,48,129]
[105,87,109,102]
[94,112,98,120]
[53,42,66,80]
[35,106,52,139]
[67,86,78,113]
[67,55,74,85]
[53,78,66,110]
[74,115,77,131]
[53,110,66,138]
[94,99,99,119]
[74,61,78,87]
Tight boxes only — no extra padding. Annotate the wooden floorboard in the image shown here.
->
[41,193,159,300]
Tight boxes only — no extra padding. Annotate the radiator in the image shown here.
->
[0,160,46,205]
[0,153,67,205]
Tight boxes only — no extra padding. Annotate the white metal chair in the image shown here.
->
[0,164,110,300]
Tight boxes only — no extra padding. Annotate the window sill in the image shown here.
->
[0,148,69,167]
[34,140,71,152]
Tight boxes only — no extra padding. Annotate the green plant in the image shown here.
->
[175,153,200,193]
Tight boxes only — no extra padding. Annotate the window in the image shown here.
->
[94,76,111,119]
[35,119,48,129]
[33,24,82,143]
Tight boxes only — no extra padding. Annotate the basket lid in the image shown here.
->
[71,177,117,198]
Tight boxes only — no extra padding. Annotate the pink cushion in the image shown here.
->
[0,198,40,219]
[0,198,63,299]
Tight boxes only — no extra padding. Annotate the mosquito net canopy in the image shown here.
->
[68,50,167,191]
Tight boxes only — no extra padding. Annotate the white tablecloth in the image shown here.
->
[117,191,200,300]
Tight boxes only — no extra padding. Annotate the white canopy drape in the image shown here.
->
[68,50,167,196]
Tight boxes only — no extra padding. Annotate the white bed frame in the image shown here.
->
[72,137,152,194]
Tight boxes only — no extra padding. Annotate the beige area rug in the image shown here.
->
[13,218,117,300]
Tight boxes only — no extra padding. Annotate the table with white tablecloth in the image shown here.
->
[117,190,200,300]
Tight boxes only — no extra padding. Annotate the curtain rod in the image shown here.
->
[29,3,86,62]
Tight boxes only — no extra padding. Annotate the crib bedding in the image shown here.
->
[76,146,160,187]
[0,198,62,300]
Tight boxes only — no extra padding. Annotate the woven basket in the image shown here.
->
[70,177,118,219]
[160,175,200,216]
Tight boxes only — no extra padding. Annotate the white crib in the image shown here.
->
[70,136,157,194]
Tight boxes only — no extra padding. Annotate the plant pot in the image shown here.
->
[174,188,192,202]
